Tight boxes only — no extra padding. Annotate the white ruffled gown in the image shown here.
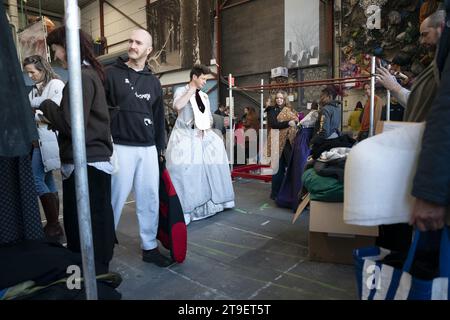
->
[166,86,235,225]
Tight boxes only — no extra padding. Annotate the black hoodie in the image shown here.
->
[105,57,166,151]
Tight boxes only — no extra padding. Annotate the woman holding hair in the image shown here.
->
[23,55,65,238]
[39,27,115,274]
[266,90,298,200]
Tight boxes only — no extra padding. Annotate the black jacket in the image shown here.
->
[0,4,38,157]
[266,105,290,129]
[105,58,166,152]
[412,18,450,206]
[41,67,113,163]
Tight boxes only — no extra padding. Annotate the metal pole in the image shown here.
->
[20,0,24,29]
[369,56,376,137]
[259,79,264,165]
[99,0,105,50]
[64,0,98,300]
[229,74,234,171]
[8,0,19,30]
[386,90,391,121]
[38,0,42,19]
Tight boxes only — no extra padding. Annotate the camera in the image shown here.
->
[382,60,390,69]
[377,57,390,69]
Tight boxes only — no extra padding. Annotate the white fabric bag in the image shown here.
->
[110,142,120,175]
[343,122,426,226]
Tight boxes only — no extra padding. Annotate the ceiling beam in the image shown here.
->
[22,5,63,19]
[103,0,145,29]
[80,0,98,9]
[222,0,254,11]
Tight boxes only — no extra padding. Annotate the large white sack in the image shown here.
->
[343,122,425,226]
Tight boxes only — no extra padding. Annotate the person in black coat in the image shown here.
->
[265,91,298,200]
[410,0,450,232]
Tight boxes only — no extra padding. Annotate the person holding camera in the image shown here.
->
[374,9,446,253]
[411,1,450,232]
[377,10,445,122]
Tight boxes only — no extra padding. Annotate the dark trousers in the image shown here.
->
[63,166,116,274]
[271,151,288,199]
[376,223,413,252]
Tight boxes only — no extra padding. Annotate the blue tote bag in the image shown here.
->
[354,227,450,300]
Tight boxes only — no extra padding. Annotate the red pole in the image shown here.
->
[235,76,371,91]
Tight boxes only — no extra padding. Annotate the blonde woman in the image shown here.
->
[266,90,298,199]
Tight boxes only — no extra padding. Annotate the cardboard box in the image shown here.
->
[309,201,378,236]
[309,232,376,265]
[309,201,378,265]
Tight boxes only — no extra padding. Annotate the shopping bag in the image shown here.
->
[157,159,187,263]
[353,227,450,300]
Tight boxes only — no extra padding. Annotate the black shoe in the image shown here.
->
[142,248,173,267]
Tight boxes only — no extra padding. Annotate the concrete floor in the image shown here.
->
[105,178,358,300]
[44,173,357,300]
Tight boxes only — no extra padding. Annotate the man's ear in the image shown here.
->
[147,46,153,56]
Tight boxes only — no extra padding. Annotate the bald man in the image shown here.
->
[105,29,171,267]
[377,10,446,122]
[374,10,446,253]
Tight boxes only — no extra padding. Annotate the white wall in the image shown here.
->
[80,0,148,54]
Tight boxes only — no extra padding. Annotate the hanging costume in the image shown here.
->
[0,5,44,244]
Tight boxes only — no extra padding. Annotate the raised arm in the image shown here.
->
[173,86,196,112]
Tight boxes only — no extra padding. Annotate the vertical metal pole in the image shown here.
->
[386,90,391,121]
[99,0,105,50]
[20,0,24,29]
[8,0,19,31]
[369,56,376,137]
[38,0,42,19]
[229,74,234,171]
[215,0,221,95]
[259,79,264,165]
[42,16,51,63]
[64,0,98,300]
